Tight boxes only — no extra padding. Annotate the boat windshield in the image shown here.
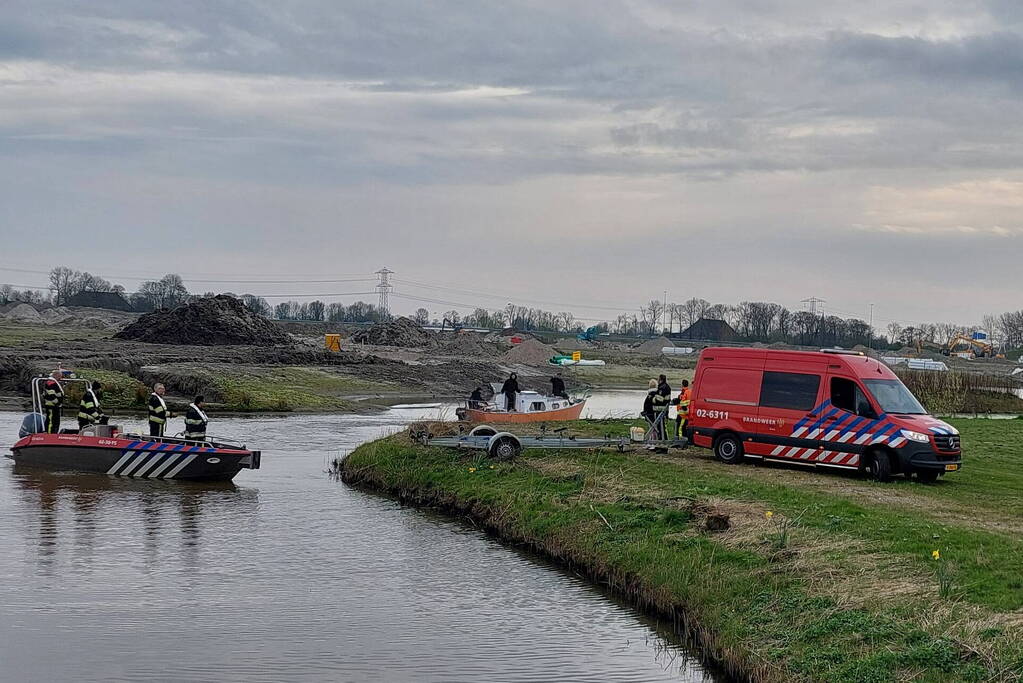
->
[863,379,927,415]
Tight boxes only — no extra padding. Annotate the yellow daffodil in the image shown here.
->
[765,511,774,519]
[489,465,495,469]
[932,550,940,560]
[468,467,476,473]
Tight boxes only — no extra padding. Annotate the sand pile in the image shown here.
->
[1,303,44,324]
[635,336,674,355]
[350,317,432,347]
[115,295,291,346]
[502,338,558,365]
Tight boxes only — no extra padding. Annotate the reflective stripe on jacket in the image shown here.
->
[78,390,101,422]
[148,393,168,424]
[44,380,64,408]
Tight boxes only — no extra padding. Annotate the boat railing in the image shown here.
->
[121,432,247,451]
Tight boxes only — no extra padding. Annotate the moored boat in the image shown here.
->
[455,383,586,423]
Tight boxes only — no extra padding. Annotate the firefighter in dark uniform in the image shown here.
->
[183,396,209,442]
[77,381,106,429]
[43,370,65,434]
[147,383,169,437]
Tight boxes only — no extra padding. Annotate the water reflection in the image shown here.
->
[10,466,256,576]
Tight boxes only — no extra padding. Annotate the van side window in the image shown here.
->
[830,377,858,413]
[831,377,875,418]
[759,371,820,411]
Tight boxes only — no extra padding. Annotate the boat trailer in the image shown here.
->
[418,414,689,462]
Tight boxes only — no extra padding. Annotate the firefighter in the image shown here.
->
[183,396,209,442]
[43,369,65,434]
[652,374,672,439]
[77,381,106,429]
[675,379,692,439]
[148,383,170,437]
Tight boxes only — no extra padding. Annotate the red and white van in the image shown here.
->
[687,347,962,481]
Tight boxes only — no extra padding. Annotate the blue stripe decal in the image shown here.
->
[873,423,898,441]
[126,440,140,450]
[838,417,865,438]
[853,418,879,438]
[808,407,841,434]
[793,401,830,430]
[188,446,200,452]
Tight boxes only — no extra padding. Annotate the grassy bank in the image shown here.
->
[341,418,1023,682]
[26,365,394,413]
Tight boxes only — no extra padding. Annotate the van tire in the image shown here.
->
[713,434,744,465]
[915,469,940,483]
[865,451,892,482]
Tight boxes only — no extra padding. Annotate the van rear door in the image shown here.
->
[754,364,826,460]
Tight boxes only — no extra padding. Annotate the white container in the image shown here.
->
[630,427,646,442]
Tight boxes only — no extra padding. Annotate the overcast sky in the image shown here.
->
[1,1,1021,327]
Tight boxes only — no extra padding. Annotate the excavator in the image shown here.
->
[942,334,999,358]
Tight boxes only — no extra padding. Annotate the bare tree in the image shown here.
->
[886,321,902,345]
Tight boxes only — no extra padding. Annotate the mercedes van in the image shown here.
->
[687,348,962,482]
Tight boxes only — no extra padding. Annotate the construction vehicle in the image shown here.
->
[942,334,997,358]
[577,326,601,342]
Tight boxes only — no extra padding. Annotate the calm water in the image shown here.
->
[0,400,715,682]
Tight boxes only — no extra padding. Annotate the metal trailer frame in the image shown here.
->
[420,419,689,461]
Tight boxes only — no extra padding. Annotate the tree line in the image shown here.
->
[3,268,1022,351]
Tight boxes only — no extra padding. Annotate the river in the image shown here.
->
[0,395,717,683]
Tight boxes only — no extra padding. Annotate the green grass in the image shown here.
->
[208,366,392,411]
[65,368,147,410]
[0,322,109,346]
[341,417,1023,681]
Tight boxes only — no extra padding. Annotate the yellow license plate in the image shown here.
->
[945,464,959,471]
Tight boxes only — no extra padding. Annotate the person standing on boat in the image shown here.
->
[77,381,106,430]
[148,383,170,437]
[183,396,209,441]
[43,369,65,434]
[468,387,484,409]
[550,373,568,399]
[501,373,521,411]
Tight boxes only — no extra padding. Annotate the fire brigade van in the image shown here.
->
[687,347,962,482]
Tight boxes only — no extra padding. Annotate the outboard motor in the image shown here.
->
[19,412,45,439]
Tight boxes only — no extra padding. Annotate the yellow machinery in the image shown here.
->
[942,334,996,358]
[325,334,342,352]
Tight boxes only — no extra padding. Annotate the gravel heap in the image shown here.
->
[115,295,291,346]
[350,317,432,347]
[635,336,674,355]
[501,338,558,365]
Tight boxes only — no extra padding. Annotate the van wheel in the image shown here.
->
[714,434,744,465]
[915,469,940,483]
[865,451,892,482]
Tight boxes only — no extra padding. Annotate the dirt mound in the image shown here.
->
[635,336,673,355]
[501,338,557,365]
[350,317,432,347]
[437,332,495,356]
[554,338,595,351]
[115,295,291,346]
[2,303,44,324]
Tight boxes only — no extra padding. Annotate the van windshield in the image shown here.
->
[863,379,927,415]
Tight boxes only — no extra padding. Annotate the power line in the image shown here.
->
[395,277,640,312]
